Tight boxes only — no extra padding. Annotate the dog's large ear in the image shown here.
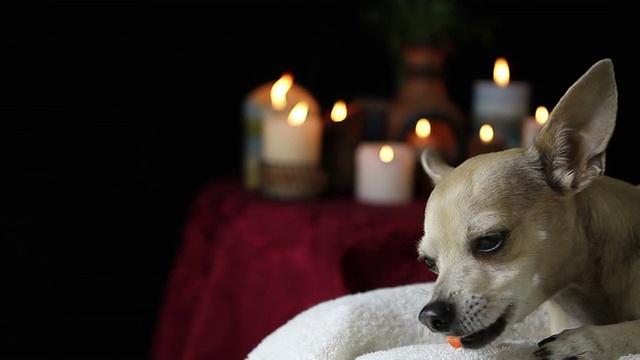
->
[532,58,617,194]
[420,148,453,186]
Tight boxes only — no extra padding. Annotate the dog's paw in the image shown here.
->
[532,326,609,360]
[533,326,630,360]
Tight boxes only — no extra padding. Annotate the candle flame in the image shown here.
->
[288,101,308,126]
[379,145,394,163]
[330,100,347,122]
[535,106,549,125]
[415,118,431,139]
[479,124,494,144]
[270,72,294,111]
[493,57,510,88]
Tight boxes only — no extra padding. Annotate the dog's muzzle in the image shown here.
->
[419,300,455,333]
[419,300,511,349]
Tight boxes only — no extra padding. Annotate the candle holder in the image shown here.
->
[260,163,327,201]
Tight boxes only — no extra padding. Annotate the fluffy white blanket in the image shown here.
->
[246,282,640,360]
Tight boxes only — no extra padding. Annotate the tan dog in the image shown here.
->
[416,59,640,359]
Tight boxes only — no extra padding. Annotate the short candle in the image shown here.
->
[355,142,415,204]
[521,105,549,148]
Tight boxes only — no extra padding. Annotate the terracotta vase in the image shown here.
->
[386,45,466,165]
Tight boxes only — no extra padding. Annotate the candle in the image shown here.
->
[242,72,321,188]
[355,142,415,204]
[406,118,438,151]
[471,57,531,149]
[405,117,458,164]
[330,99,348,123]
[405,118,441,197]
[467,124,506,158]
[262,101,323,166]
[521,106,549,148]
[322,99,365,195]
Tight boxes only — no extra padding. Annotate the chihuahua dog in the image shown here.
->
[416,59,640,359]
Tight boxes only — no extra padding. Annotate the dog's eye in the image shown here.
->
[423,256,438,271]
[473,231,508,254]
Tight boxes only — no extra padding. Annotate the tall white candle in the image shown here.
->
[355,142,415,204]
[521,105,549,148]
[262,101,323,166]
[471,58,531,149]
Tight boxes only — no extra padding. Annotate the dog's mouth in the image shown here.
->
[459,307,511,349]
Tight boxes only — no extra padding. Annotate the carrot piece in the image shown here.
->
[447,336,463,349]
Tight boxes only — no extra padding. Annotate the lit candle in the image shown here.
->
[467,124,506,158]
[262,101,323,166]
[330,99,348,123]
[521,105,549,148]
[405,117,458,164]
[354,142,415,204]
[242,72,321,188]
[471,57,531,149]
[406,118,438,151]
[322,99,370,195]
[406,118,440,198]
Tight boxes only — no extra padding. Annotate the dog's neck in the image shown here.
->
[556,176,640,322]
[576,176,640,264]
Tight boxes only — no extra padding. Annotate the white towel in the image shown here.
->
[246,282,640,360]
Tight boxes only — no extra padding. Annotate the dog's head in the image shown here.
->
[416,59,618,348]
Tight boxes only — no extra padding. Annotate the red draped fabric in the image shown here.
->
[152,178,437,360]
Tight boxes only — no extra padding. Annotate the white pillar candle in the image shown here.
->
[471,58,531,149]
[242,73,321,188]
[262,101,323,166]
[355,142,415,205]
[521,105,549,148]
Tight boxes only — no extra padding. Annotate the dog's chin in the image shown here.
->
[459,306,513,349]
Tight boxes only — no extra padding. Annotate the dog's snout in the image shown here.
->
[419,300,455,333]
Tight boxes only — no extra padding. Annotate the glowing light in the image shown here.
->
[415,118,431,139]
[479,124,494,143]
[493,58,510,88]
[270,72,294,110]
[287,101,308,126]
[535,106,549,125]
[379,145,394,163]
[330,100,347,122]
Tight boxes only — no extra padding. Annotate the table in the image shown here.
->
[152,178,437,360]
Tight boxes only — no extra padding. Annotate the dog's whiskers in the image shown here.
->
[534,276,552,291]
[508,325,532,343]
[415,287,433,298]
[490,297,529,305]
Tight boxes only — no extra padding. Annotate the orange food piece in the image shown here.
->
[447,336,463,349]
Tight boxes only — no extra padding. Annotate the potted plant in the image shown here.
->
[362,0,495,93]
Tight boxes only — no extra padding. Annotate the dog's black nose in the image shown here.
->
[419,300,455,333]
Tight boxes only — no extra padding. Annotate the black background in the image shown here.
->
[6,1,640,357]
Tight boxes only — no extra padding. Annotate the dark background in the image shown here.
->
[5,0,640,357]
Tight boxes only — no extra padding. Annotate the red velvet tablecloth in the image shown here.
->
[152,178,437,360]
